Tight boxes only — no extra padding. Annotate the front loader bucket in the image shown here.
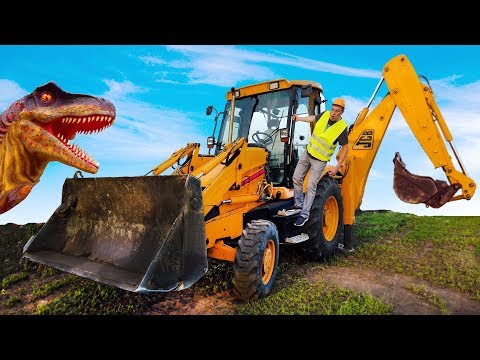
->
[23,175,207,293]
[393,152,459,208]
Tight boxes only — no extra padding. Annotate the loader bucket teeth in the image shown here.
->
[22,175,208,293]
[393,152,458,208]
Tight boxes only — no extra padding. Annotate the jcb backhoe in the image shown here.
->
[23,54,476,301]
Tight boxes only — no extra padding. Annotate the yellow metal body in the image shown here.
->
[340,54,476,225]
[226,79,323,100]
[150,137,270,261]
[149,55,476,261]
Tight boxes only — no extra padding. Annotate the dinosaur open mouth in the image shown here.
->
[37,114,115,168]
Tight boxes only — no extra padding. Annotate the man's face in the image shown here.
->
[330,105,344,121]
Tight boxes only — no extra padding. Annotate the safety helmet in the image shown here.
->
[332,98,346,109]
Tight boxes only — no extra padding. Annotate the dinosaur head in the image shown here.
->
[1,81,116,173]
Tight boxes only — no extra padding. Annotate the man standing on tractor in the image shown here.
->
[290,98,349,230]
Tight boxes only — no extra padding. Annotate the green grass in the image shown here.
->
[193,258,234,295]
[31,275,77,300]
[1,272,29,290]
[37,265,59,279]
[233,277,392,315]
[34,279,165,315]
[335,212,480,301]
[406,283,450,315]
[352,211,411,243]
[4,296,21,308]
[1,213,479,315]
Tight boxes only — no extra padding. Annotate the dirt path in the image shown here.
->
[142,289,238,315]
[306,267,480,315]
[141,265,480,315]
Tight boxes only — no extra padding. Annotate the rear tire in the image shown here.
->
[233,220,280,302]
[298,176,343,261]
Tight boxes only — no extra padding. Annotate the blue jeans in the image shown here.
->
[292,150,327,219]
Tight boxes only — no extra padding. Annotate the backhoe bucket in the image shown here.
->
[393,152,458,208]
[23,175,208,293]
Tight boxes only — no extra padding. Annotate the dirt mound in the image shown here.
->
[0,223,43,278]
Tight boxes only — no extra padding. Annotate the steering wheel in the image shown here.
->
[252,131,274,146]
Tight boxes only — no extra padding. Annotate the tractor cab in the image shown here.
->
[209,79,326,187]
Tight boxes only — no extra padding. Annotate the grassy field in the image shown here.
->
[1,211,479,315]
[335,211,480,301]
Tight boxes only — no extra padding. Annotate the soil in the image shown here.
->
[306,266,480,315]
[153,268,480,315]
[4,262,478,315]
[137,263,480,315]
[142,289,238,315]
[1,223,479,315]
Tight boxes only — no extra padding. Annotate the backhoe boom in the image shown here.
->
[341,54,476,227]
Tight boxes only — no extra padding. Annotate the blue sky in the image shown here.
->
[1,45,479,224]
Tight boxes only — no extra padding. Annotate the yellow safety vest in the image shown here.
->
[307,111,347,161]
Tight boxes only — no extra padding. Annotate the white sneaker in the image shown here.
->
[337,243,355,253]
[294,216,308,227]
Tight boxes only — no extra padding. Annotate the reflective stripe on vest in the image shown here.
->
[307,111,347,161]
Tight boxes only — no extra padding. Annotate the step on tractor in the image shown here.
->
[23,54,476,301]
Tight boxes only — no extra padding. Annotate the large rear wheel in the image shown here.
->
[298,176,343,261]
[233,220,280,301]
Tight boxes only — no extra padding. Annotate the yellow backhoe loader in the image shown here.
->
[23,54,476,301]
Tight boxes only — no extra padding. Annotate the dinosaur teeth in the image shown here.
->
[56,115,114,169]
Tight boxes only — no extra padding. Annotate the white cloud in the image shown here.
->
[138,45,380,87]
[271,50,380,78]
[0,79,28,111]
[138,56,167,66]
[367,168,388,180]
[77,80,209,165]
[103,79,143,100]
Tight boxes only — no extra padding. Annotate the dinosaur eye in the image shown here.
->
[40,92,53,104]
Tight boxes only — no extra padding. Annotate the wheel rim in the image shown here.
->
[262,239,276,284]
[323,195,339,241]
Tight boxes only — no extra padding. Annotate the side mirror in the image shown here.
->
[301,84,312,98]
[206,105,213,116]
[314,94,325,105]
[207,136,215,149]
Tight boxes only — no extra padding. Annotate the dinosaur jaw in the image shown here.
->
[18,114,114,173]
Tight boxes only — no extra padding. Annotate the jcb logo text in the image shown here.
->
[353,130,374,150]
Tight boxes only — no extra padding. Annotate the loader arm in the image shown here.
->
[150,143,200,176]
[341,54,476,226]
[151,137,270,257]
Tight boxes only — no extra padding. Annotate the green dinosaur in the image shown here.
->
[0,82,116,214]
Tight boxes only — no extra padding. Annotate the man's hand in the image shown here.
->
[292,114,315,123]
[328,167,339,176]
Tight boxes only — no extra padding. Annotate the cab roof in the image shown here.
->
[226,78,323,100]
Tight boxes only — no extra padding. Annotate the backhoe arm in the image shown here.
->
[341,54,476,226]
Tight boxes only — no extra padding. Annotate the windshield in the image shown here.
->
[216,89,292,184]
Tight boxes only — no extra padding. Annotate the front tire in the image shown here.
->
[299,176,343,261]
[233,220,280,301]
